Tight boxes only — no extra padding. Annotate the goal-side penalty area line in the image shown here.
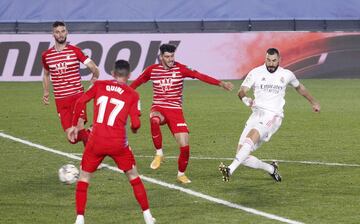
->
[0,132,304,224]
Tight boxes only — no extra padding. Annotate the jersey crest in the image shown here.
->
[280,77,285,83]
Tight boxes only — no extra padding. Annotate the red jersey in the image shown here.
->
[130,62,221,109]
[42,44,90,99]
[72,80,141,147]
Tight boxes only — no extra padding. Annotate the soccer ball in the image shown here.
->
[58,164,79,184]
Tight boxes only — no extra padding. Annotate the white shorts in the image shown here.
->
[238,108,282,151]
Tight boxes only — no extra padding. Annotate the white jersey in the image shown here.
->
[241,64,300,117]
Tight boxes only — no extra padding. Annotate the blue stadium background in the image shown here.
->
[1,0,360,33]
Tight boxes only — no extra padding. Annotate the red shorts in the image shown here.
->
[81,137,136,173]
[151,106,189,134]
[55,93,87,131]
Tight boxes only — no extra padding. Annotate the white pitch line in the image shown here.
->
[267,159,360,167]
[129,155,360,168]
[0,132,303,224]
[0,133,116,171]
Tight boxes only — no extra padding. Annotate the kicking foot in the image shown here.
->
[270,161,282,182]
[218,162,231,182]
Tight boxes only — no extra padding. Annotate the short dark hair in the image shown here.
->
[113,60,130,77]
[160,44,177,54]
[266,48,280,56]
[52,21,66,28]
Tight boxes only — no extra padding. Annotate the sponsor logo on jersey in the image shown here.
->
[55,62,67,75]
[159,78,173,92]
[260,84,284,94]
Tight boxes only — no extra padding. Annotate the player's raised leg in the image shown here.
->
[174,132,191,184]
[242,155,274,173]
[125,167,155,224]
[242,156,282,182]
[149,111,165,169]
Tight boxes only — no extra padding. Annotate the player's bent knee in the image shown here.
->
[150,116,161,125]
[125,167,139,181]
[247,128,262,143]
[174,132,189,146]
[238,137,256,153]
[79,170,91,183]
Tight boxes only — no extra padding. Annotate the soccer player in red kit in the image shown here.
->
[130,44,234,184]
[68,60,155,224]
[42,21,99,145]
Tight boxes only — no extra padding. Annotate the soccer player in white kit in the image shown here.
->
[219,48,321,182]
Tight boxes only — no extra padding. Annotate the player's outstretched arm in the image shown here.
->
[295,83,320,113]
[183,66,233,91]
[85,60,100,84]
[130,67,152,89]
[42,69,50,105]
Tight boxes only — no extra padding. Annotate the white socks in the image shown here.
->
[75,215,84,224]
[177,171,185,177]
[229,138,254,175]
[143,209,155,224]
[242,155,275,174]
[156,149,163,156]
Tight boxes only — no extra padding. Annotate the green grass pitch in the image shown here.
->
[0,79,359,224]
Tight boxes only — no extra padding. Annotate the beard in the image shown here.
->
[266,65,279,73]
[55,36,67,44]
